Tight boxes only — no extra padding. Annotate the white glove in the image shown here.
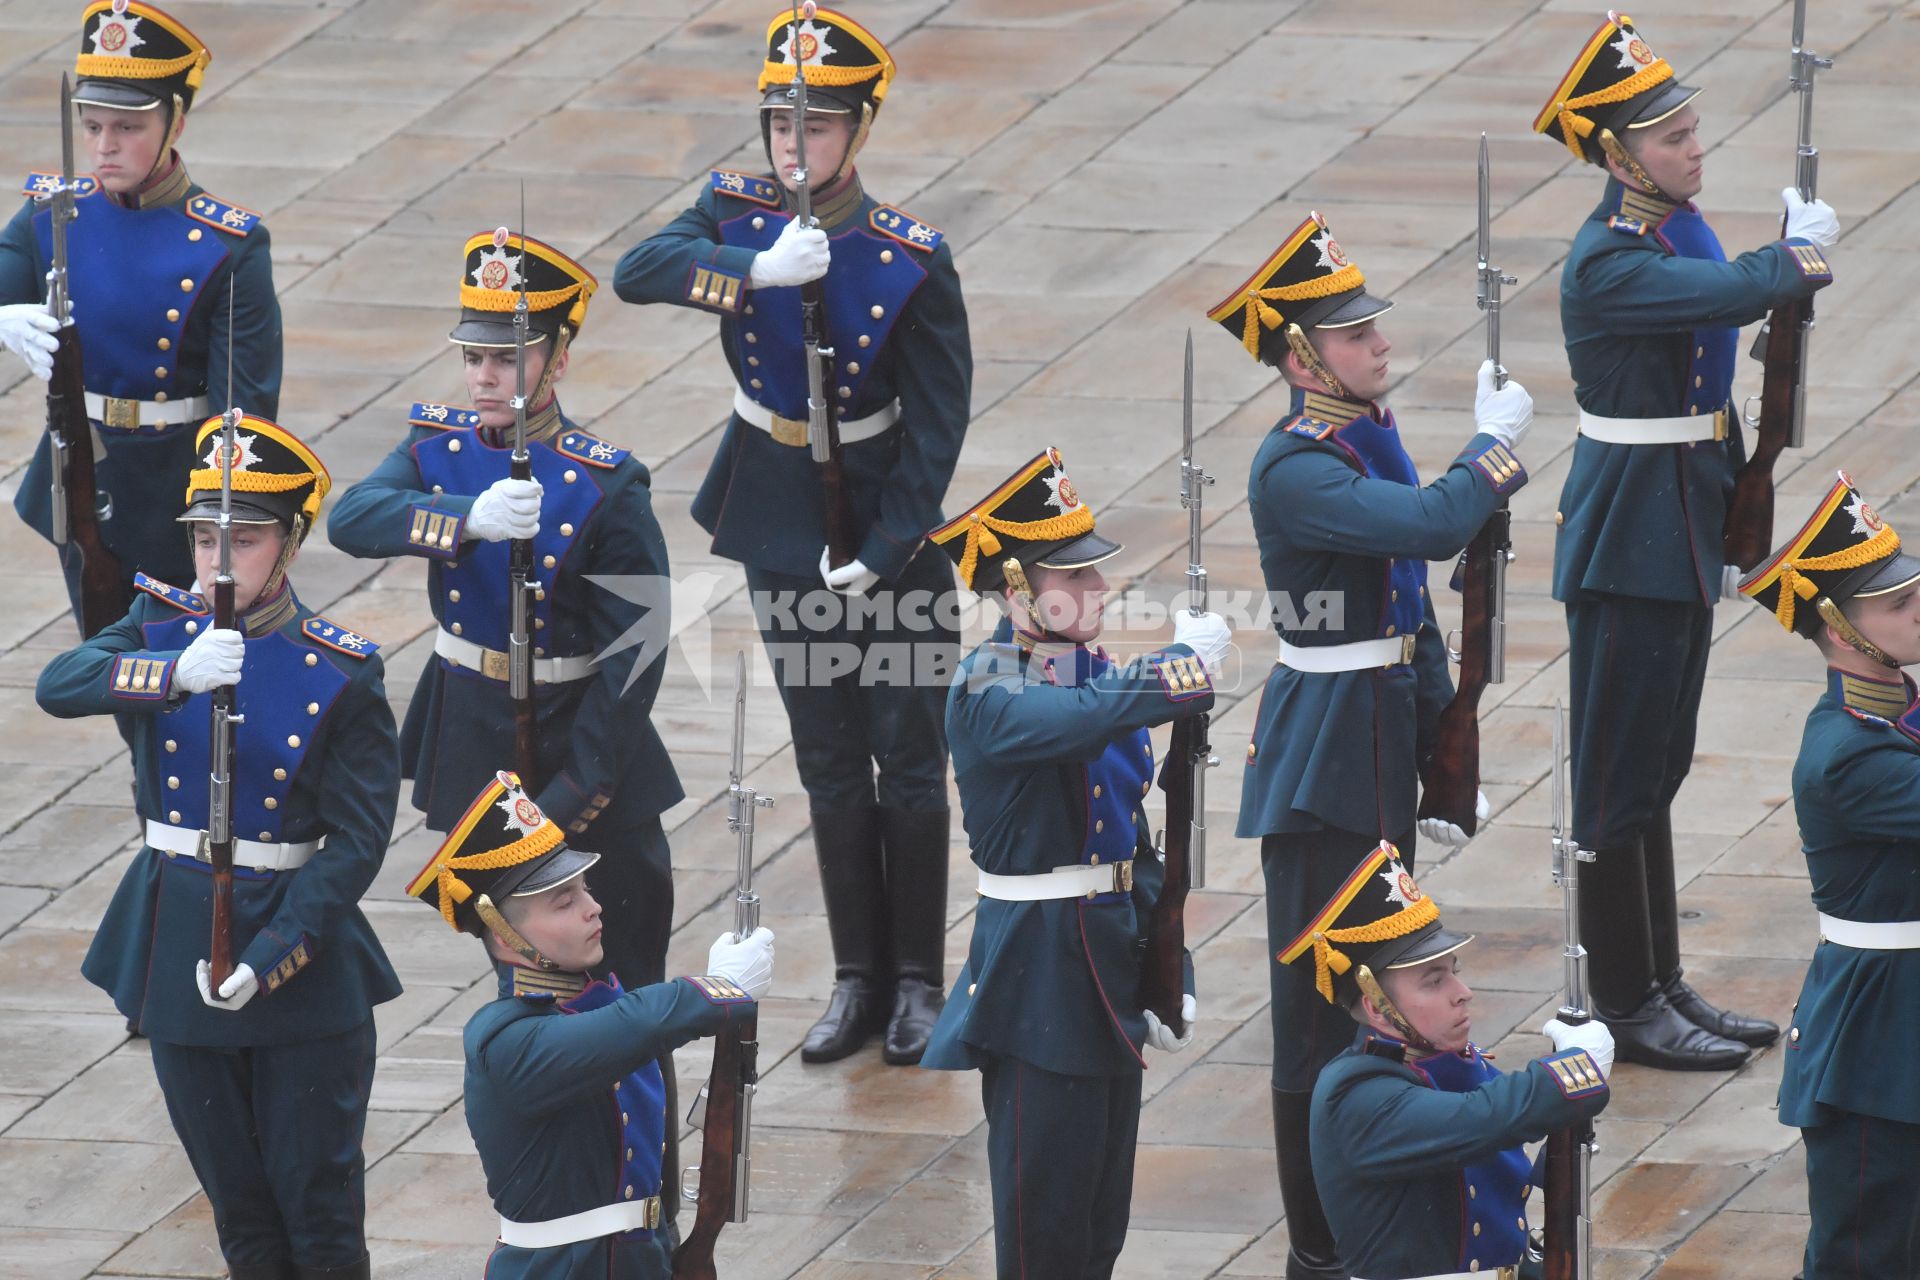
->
[1473,359,1533,450]
[175,627,245,693]
[196,960,259,1011]
[819,547,879,596]
[1417,789,1490,851]
[0,301,60,381]
[1542,1016,1615,1080]
[1721,564,1745,602]
[749,219,830,289]
[1783,188,1839,249]
[706,926,775,1001]
[1143,994,1197,1053]
[1172,609,1232,675]
[465,477,543,542]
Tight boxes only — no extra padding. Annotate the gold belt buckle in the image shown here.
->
[101,396,140,430]
[1114,860,1134,893]
[1713,407,1729,442]
[1389,634,1416,666]
[769,412,809,448]
[643,1197,660,1230]
[479,647,511,682]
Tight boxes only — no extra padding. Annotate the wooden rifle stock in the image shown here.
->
[47,327,127,637]
[508,441,538,783]
[1417,506,1506,836]
[1724,296,1809,572]
[1538,1124,1584,1280]
[1142,714,1197,1037]
[207,571,236,988]
[672,1007,758,1280]
[800,275,856,569]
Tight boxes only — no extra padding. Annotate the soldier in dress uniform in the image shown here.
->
[612,6,969,1066]
[328,231,681,996]
[1736,474,1920,1279]
[36,416,399,1280]
[1292,844,1615,1280]
[920,449,1231,1279]
[1204,212,1534,1280]
[0,0,281,622]
[1533,11,1838,1070]
[406,771,774,1280]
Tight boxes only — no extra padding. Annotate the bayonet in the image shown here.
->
[207,278,244,989]
[504,195,540,779]
[1475,133,1515,683]
[1177,330,1217,887]
[1538,700,1596,1280]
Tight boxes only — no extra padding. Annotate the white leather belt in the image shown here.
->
[1279,635,1417,673]
[497,1197,661,1248]
[733,387,899,448]
[435,629,595,684]
[85,391,208,430]
[1577,407,1727,444]
[1818,913,1920,950]
[146,820,320,872]
[978,861,1134,901]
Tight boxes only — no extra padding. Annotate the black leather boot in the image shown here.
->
[226,1263,295,1280]
[801,808,891,1064]
[1642,809,1780,1048]
[1272,1087,1346,1279]
[1579,838,1658,1016]
[292,1258,369,1280]
[880,807,950,1065]
[1598,983,1750,1071]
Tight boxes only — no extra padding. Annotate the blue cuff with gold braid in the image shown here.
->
[682,975,754,1006]
[251,932,313,995]
[1465,439,1526,496]
[1155,652,1211,702]
[686,261,746,315]
[1540,1048,1607,1099]
[111,654,175,701]
[1780,238,1833,283]
[406,505,465,558]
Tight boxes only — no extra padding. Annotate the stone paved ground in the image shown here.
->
[0,0,1915,1275]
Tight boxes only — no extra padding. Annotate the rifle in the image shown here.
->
[1144,332,1214,1039]
[504,206,540,782]
[206,380,244,989]
[788,1,857,570]
[1537,700,1596,1280]
[675,651,770,1280]
[42,72,128,638]
[1419,134,1514,838]
[1725,0,1831,572]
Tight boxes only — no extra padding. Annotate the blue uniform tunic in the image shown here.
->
[1,165,281,602]
[1238,387,1521,1092]
[923,623,1209,1278]
[464,964,753,1280]
[1778,669,1920,1277]
[1556,179,1832,848]
[1312,1030,1609,1280]
[35,578,400,1269]
[327,404,681,986]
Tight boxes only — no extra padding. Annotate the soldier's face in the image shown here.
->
[1020,564,1109,644]
[78,104,171,194]
[190,522,290,613]
[462,344,564,430]
[767,111,854,190]
[1377,954,1472,1054]
[1842,584,1920,667]
[1308,320,1392,401]
[1620,106,1705,202]
[505,879,605,973]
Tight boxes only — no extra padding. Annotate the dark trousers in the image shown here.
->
[582,813,673,990]
[744,546,958,814]
[148,1018,376,1269]
[1801,1111,1920,1279]
[1262,826,1415,1091]
[981,1053,1143,1280]
[1566,594,1714,1004]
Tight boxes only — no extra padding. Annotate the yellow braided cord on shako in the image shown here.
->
[1309,897,1441,1002]
[460,282,584,314]
[1774,526,1902,632]
[1237,264,1366,356]
[76,49,210,90]
[956,507,1094,590]
[760,60,883,92]
[1554,59,1673,160]
[187,468,315,497]
[432,827,565,927]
